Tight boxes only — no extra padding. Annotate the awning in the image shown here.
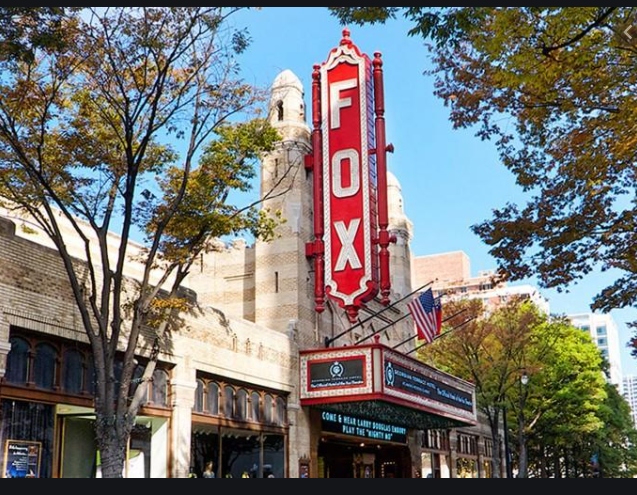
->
[300,342,477,431]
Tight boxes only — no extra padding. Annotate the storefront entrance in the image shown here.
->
[317,436,411,478]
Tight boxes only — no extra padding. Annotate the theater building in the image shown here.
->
[0,32,501,478]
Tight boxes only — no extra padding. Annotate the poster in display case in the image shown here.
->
[3,440,42,478]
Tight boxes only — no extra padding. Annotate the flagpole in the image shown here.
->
[355,312,410,345]
[391,307,467,350]
[404,316,476,357]
[325,280,435,347]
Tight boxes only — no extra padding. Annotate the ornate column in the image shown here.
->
[0,310,11,379]
[169,378,197,478]
[0,342,10,379]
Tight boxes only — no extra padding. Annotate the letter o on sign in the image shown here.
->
[332,149,360,199]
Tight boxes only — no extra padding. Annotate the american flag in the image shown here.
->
[407,288,442,344]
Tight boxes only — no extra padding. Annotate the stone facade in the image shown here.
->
[0,68,415,478]
[0,67,499,478]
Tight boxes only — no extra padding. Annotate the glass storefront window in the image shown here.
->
[207,382,219,415]
[223,386,234,417]
[195,380,204,411]
[250,392,261,421]
[276,397,287,426]
[421,452,434,478]
[456,457,478,478]
[421,452,450,478]
[190,431,284,478]
[482,459,492,478]
[236,389,248,421]
[150,370,168,406]
[264,394,273,424]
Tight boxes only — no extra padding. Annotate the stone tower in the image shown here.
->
[387,170,414,300]
[184,68,418,352]
[253,68,417,351]
[253,70,317,348]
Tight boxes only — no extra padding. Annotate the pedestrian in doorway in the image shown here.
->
[202,461,215,478]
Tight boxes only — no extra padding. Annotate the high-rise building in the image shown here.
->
[412,251,550,315]
[567,313,623,390]
[622,375,637,427]
[413,251,624,392]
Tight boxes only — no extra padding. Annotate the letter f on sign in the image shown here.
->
[330,78,357,130]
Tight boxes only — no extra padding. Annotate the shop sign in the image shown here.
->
[308,356,365,390]
[321,410,407,444]
[384,360,474,413]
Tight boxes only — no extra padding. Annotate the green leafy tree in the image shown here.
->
[0,7,286,478]
[329,6,637,353]
[584,383,637,478]
[517,320,607,477]
[422,297,546,477]
[422,297,609,477]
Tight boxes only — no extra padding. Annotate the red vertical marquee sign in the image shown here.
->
[306,29,395,324]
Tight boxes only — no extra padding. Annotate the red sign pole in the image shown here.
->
[372,52,396,307]
[307,64,326,313]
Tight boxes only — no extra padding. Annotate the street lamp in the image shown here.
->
[517,370,529,478]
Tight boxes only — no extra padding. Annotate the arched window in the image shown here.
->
[151,369,168,406]
[131,363,147,403]
[207,382,219,415]
[62,349,84,394]
[250,391,261,422]
[194,379,205,412]
[34,342,57,390]
[263,394,273,424]
[277,100,284,121]
[5,337,29,385]
[223,385,234,418]
[235,388,248,421]
[276,396,287,426]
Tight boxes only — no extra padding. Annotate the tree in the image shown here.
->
[421,297,610,477]
[520,320,607,477]
[588,383,637,478]
[421,297,546,477]
[328,7,637,353]
[0,7,287,478]
[524,381,637,478]
[0,7,79,63]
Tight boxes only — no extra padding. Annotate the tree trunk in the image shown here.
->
[94,415,130,478]
[517,412,527,477]
[490,414,503,478]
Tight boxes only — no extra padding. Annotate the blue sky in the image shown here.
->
[230,7,637,375]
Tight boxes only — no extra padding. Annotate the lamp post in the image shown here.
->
[517,370,529,478]
[503,405,513,479]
